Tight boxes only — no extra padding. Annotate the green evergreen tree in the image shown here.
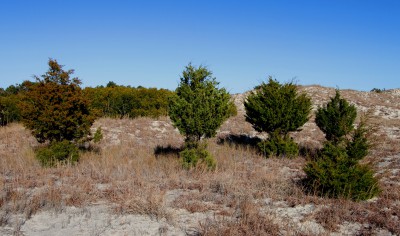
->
[244,77,312,157]
[315,90,357,143]
[305,93,379,200]
[169,64,232,168]
[346,118,370,164]
[303,143,379,200]
[169,63,232,144]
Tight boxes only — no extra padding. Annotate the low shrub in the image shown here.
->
[257,132,298,158]
[180,144,216,170]
[93,127,103,143]
[36,140,79,167]
[371,88,385,93]
[305,91,379,201]
[303,142,380,200]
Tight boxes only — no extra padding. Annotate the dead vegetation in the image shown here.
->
[1,85,400,235]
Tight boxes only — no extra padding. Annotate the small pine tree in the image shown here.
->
[169,63,232,168]
[169,63,232,144]
[244,77,312,157]
[303,140,379,200]
[315,90,357,143]
[305,93,379,201]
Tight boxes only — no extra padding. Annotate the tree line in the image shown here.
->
[84,84,173,118]
[1,74,174,126]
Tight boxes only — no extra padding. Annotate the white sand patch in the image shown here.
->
[19,205,184,236]
[374,106,400,119]
[262,201,325,235]
[382,127,400,139]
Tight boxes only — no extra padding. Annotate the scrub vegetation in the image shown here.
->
[1,61,399,235]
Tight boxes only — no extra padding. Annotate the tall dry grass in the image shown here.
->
[1,108,400,235]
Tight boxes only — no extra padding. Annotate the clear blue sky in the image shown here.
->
[0,0,399,93]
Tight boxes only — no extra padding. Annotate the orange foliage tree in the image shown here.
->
[20,59,95,143]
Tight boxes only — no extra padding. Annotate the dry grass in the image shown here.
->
[1,86,400,235]
[197,197,281,236]
[1,121,309,235]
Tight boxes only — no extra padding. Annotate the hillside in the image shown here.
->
[1,85,399,235]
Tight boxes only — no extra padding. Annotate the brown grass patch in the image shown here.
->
[197,198,281,236]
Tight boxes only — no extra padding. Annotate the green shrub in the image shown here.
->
[346,120,369,163]
[169,63,232,145]
[244,77,311,157]
[257,132,299,157]
[315,90,357,143]
[305,93,379,201]
[83,85,173,119]
[303,142,379,200]
[93,127,103,143]
[180,145,216,170]
[227,100,238,117]
[36,140,79,167]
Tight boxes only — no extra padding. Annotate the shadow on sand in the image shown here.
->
[218,134,321,159]
[217,134,262,151]
[154,145,182,158]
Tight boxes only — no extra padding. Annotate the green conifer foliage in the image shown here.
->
[303,141,379,200]
[169,64,232,169]
[244,77,312,157]
[36,140,79,167]
[180,144,216,170]
[168,64,232,144]
[305,93,379,201]
[346,119,369,163]
[315,90,357,143]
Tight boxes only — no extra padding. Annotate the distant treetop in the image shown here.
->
[35,58,81,85]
